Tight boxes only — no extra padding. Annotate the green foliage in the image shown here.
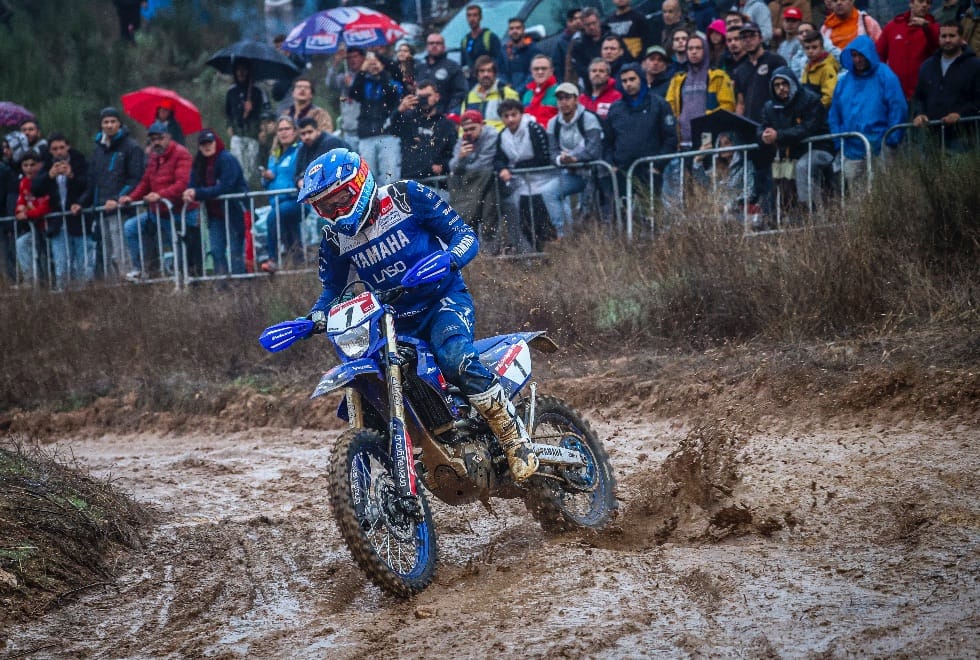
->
[0,0,244,145]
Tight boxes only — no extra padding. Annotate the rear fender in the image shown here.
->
[474,331,558,356]
[311,358,381,400]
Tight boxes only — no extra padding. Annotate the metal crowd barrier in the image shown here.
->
[882,114,980,155]
[0,199,182,290]
[625,131,874,238]
[178,187,308,287]
[416,160,622,256]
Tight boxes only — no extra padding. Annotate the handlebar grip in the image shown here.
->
[377,287,406,305]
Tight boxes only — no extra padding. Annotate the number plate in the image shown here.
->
[327,291,380,334]
[495,340,531,384]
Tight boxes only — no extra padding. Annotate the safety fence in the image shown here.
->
[626,131,873,239]
[883,114,980,156]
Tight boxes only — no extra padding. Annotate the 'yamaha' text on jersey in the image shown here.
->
[312,180,479,317]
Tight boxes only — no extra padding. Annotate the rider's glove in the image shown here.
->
[309,310,327,333]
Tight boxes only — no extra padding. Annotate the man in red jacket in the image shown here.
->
[580,58,623,118]
[877,0,940,99]
[118,121,197,281]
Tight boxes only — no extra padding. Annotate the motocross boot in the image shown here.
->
[469,383,539,482]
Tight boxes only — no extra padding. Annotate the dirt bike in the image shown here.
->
[259,252,616,597]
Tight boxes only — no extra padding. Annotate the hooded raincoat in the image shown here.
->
[828,36,908,159]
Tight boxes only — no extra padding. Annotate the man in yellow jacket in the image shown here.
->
[800,29,841,108]
[665,34,736,149]
[458,55,521,132]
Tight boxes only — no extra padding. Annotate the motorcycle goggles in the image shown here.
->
[309,183,358,220]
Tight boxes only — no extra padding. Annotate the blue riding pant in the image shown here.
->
[398,288,494,396]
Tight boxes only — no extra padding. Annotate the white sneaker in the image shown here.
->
[124,270,144,283]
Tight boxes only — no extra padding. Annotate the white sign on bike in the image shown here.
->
[327,292,379,334]
[495,340,532,387]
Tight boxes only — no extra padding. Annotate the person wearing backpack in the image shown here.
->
[541,83,604,238]
[460,4,504,86]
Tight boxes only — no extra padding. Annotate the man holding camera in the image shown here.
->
[389,79,459,181]
[33,133,90,288]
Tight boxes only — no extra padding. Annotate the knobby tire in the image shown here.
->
[524,396,618,533]
[327,428,438,597]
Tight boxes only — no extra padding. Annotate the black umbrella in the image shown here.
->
[206,40,302,81]
[690,110,761,147]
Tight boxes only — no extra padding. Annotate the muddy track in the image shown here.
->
[3,402,978,657]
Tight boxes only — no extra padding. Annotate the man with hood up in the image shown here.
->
[183,129,248,275]
[605,62,678,194]
[666,33,736,150]
[758,66,834,210]
[71,107,145,280]
[828,35,907,185]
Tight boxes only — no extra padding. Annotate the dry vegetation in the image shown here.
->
[0,440,150,624]
[0,151,976,422]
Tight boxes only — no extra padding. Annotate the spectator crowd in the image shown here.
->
[2,0,979,289]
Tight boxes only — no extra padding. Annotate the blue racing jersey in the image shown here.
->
[311,180,479,318]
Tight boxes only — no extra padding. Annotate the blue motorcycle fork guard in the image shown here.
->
[384,308,418,498]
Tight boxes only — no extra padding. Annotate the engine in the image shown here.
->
[423,438,500,506]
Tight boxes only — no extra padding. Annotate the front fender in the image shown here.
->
[311,358,381,399]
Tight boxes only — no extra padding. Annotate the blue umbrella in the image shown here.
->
[282,7,407,57]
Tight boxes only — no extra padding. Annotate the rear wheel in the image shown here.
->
[327,428,437,597]
[524,396,617,533]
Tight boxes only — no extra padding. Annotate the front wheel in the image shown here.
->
[327,428,437,597]
[524,396,618,533]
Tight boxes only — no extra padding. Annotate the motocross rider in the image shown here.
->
[298,148,539,482]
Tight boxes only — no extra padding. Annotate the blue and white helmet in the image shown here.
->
[297,148,376,236]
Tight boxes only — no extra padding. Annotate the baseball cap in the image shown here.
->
[644,45,668,59]
[740,22,761,34]
[198,129,217,144]
[783,7,803,20]
[460,109,484,124]
[555,82,579,96]
[147,120,169,135]
[707,19,727,36]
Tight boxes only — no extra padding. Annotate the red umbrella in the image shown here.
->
[120,87,203,134]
